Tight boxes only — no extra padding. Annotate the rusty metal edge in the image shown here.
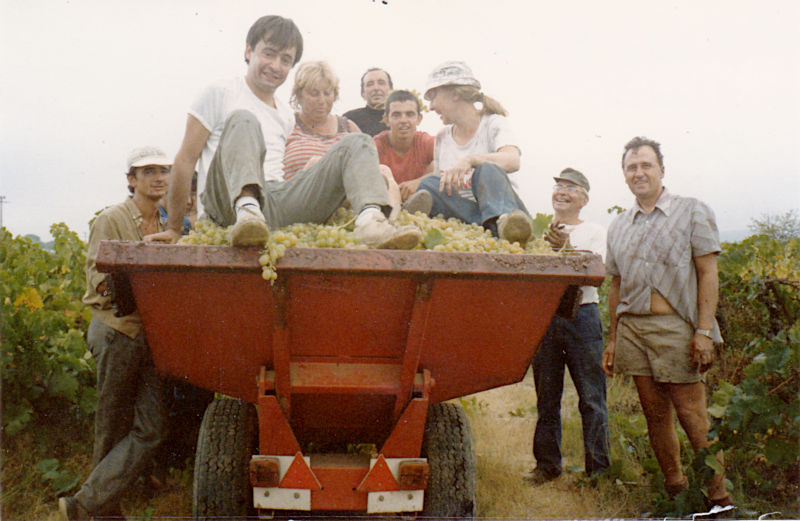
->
[96,241,606,284]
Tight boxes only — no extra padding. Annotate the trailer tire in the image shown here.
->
[421,402,476,519]
[193,397,258,519]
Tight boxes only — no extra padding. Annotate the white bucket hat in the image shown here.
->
[424,61,481,100]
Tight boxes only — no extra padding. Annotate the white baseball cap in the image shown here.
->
[126,146,172,170]
[424,61,481,100]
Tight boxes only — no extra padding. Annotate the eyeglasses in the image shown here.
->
[552,184,584,193]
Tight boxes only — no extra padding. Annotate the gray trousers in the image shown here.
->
[201,110,390,228]
[75,317,167,514]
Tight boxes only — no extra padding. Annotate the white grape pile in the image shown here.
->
[178,209,555,282]
[177,220,230,245]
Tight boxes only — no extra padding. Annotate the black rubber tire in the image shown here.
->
[193,397,258,519]
[421,402,477,519]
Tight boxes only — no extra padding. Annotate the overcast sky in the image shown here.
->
[1,0,798,241]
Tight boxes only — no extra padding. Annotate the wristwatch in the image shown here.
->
[695,328,713,339]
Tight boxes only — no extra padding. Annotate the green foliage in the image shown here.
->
[508,406,534,418]
[1,224,95,436]
[34,458,79,495]
[710,234,800,506]
[458,395,488,415]
[530,212,553,238]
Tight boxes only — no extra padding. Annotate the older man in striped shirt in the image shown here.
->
[602,137,732,507]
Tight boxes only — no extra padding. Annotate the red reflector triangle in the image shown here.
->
[356,454,400,492]
[279,452,321,490]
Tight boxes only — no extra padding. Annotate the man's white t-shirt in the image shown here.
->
[561,221,606,304]
[189,76,294,214]
[432,114,520,200]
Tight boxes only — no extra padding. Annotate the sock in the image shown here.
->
[234,196,260,218]
[355,205,382,227]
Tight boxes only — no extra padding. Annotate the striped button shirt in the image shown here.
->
[605,188,722,343]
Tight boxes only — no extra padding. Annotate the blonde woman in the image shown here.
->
[416,61,532,244]
[282,61,402,215]
[282,61,359,180]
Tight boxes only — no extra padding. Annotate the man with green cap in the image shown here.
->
[525,168,609,483]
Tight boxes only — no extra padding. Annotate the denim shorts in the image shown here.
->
[615,313,702,383]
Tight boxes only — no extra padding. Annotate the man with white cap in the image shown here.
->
[59,146,171,520]
[411,60,532,244]
[525,168,609,483]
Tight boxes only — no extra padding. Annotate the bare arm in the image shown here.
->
[602,275,621,377]
[439,145,520,195]
[146,115,210,243]
[691,252,719,371]
[399,171,435,201]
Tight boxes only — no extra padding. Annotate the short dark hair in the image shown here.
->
[126,167,136,194]
[622,136,664,168]
[245,15,303,65]
[360,68,393,94]
[383,90,421,117]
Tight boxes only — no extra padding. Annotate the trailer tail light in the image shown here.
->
[250,457,280,488]
[398,461,429,489]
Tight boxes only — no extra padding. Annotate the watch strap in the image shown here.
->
[695,328,713,339]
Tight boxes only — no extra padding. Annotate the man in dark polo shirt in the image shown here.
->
[344,67,392,136]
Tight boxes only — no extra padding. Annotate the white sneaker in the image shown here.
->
[230,205,269,247]
[402,191,433,216]
[498,210,532,245]
[354,211,422,249]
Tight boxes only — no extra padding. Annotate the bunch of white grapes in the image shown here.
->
[258,215,366,281]
[177,209,554,282]
[395,211,554,255]
[177,220,230,245]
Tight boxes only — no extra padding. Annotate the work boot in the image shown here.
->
[402,190,433,216]
[498,210,533,245]
[58,496,91,521]
[230,205,269,247]
[354,210,421,249]
[521,467,560,486]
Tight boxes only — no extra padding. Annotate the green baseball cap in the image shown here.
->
[553,168,590,192]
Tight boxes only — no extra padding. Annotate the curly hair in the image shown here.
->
[621,136,664,168]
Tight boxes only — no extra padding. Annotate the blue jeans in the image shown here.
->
[417,163,528,236]
[532,303,609,475]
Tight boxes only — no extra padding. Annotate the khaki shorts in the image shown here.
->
[615,313,702,383]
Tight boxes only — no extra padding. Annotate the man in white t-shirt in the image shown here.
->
[147,15,420,250]
[524,168,610,483]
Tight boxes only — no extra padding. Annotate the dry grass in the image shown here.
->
[5,372,651,520]
[465,370,651,519]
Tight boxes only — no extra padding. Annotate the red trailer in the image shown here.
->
[96,241,604,518]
